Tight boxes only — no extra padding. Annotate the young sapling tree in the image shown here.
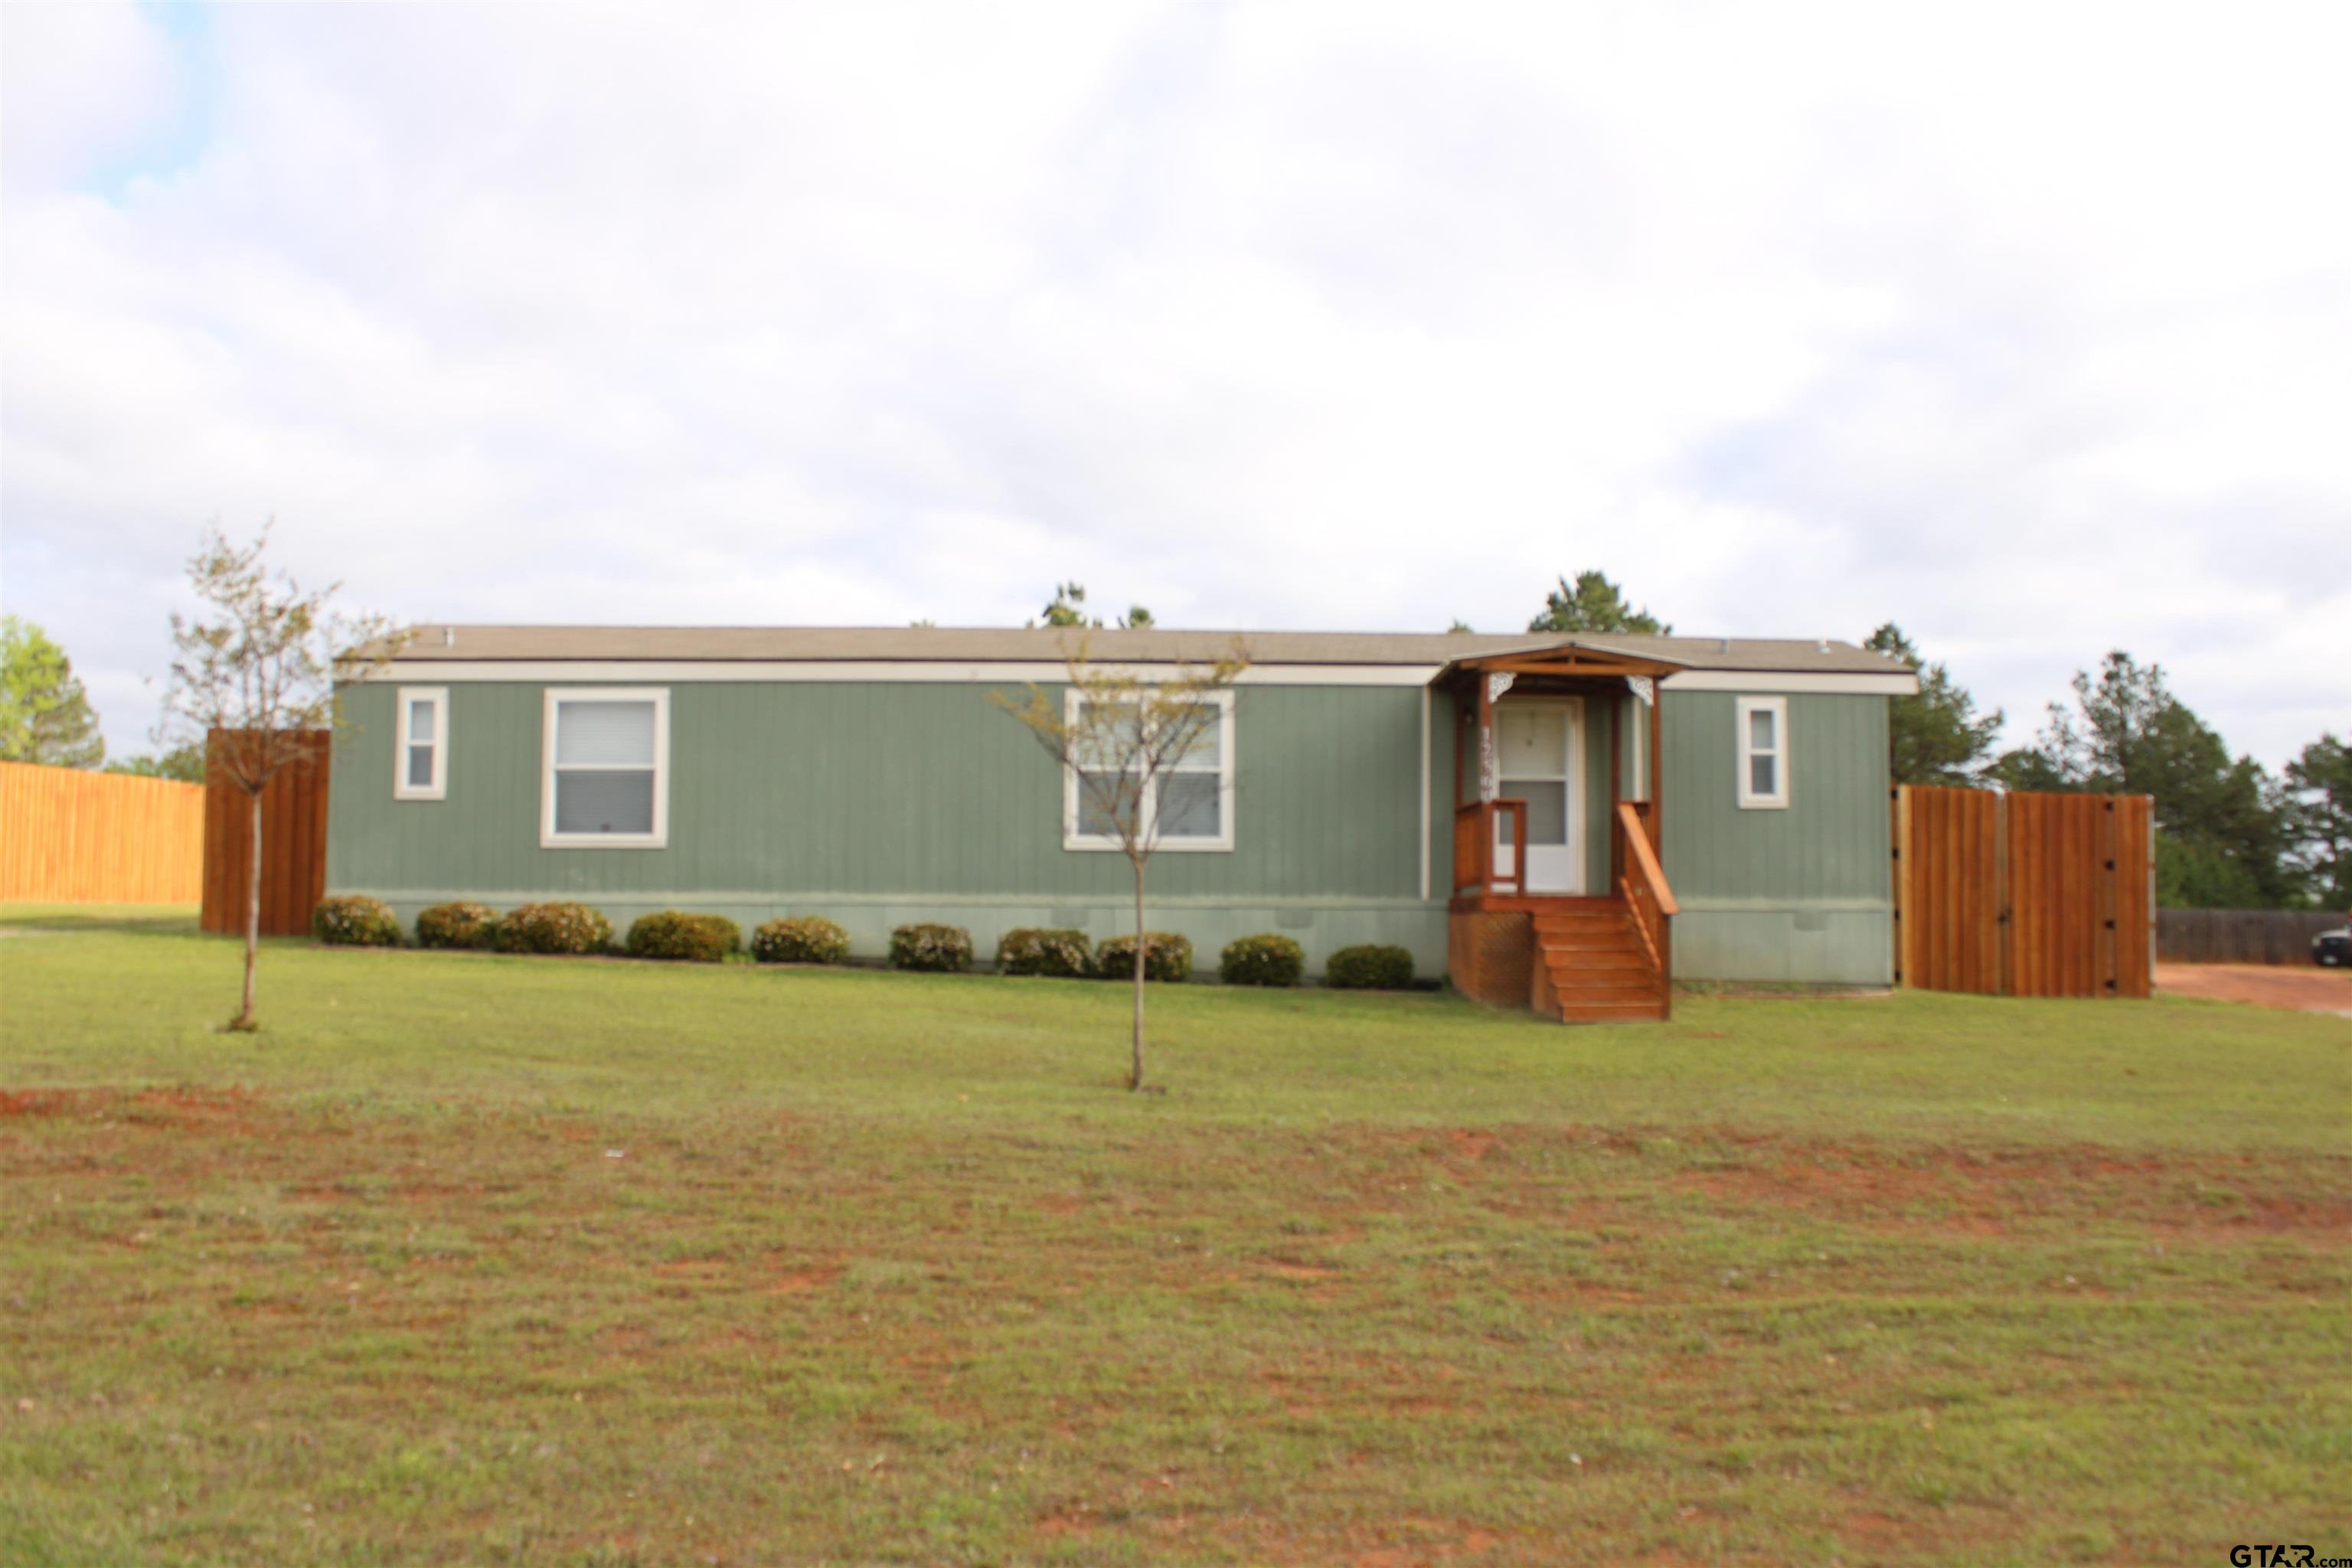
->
[994,639,1246,1090]
[156,524,398,1031]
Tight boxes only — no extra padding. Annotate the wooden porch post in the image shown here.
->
[1475,669,1498,897]
[1476,669,1496,801]
[1647,684,1664,855]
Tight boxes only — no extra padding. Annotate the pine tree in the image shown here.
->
[1988,652,2297,906]
[0,616,106,769]
[1864,624,2002,785]
[1527,570,1669,635]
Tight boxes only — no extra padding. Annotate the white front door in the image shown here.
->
[1493,697,1584,893]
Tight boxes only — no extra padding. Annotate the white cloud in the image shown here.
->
[2,0,2346,769]
[0,2,181,192]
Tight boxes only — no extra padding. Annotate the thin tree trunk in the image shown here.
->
[235,787,263,1029]
[1129,855,1146,1092]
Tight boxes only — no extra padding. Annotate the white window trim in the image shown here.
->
[1061,688,1236,854]
[393,687,448,801]
[540,687,671,849]
[1736,694,1790,810]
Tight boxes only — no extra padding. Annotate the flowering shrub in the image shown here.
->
[751,916,851,965]
[415,901,498,950]
[1220,933,1304,987]
[312,895,400,947]
[625,911,742,963]
[1093,932,1193,982]
[889,923,973,973]
[493,902,615,956]
[997,927,1091,978]
[1325,943,1414,990]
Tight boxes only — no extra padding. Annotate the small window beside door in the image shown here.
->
[541,688,669,848]
[394,687,447,801]
[1736,695,1789,809]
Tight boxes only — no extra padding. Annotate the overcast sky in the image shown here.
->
[4,1,2346,767]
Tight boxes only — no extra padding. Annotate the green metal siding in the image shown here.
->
[1430,687,1462,895]
[1659,690,1893,985]
[330,680,1450,970]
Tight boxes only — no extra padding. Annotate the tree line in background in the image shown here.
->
[7,570,2344,912]
[1860,632,2345,911]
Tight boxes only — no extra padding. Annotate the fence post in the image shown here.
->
[1891,786,1908,988]
[2100,798,2117,998]
[1994,789,2011,997]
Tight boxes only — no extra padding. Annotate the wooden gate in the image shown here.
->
[200,730,332,939]
[1893,786,2153,999]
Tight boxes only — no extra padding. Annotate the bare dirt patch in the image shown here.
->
[1448,1130,1496,1161]
[2158,962,2352,1016]
[766,1266,840,1295]
[0,1088,90,1118]
[0,1085,264,1133]
[1674,1138,2352,1236]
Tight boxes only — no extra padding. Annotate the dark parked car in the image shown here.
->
[2315,927,2350,967]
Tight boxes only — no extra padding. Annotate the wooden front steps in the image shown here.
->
[1530,897,1669,1024]
[1449,806,1676,1023]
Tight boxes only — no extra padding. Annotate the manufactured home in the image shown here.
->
[328,627,1917,1021]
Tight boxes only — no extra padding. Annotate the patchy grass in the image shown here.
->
[2,908,2347,1565]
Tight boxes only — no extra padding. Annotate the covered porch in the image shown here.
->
[1436,644,1681,1022]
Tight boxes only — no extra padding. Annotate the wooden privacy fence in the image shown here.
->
[200,730,332,938]
[0,761,204,903]
[1893,786,2154,999]
[2158,909,2344,965]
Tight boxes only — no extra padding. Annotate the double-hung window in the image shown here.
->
[394,687,447,800]
[541,688,669,848]
[1735,695,1789,809]
[1063,689,1235,852]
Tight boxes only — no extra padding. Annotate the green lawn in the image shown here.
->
[2,907,2347,1566]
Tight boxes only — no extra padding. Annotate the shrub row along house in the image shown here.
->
[328,626,1916,1021]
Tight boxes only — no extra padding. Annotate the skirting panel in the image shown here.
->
[1448,909,1533,1009]
[1671,909,1893,986]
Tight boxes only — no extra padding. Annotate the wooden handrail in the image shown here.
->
[1452,802,1482,896]
[1614,801,1676,1019]
[1452,799,1529,897]
[1495,801,1526,896]
[1616,802,1677,916]
[1616,877,1662,985]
